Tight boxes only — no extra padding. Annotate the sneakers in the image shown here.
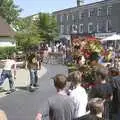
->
[33,84,39,88]
[30,86,36,89]
[6,89,16,94]
[29,84,39,92]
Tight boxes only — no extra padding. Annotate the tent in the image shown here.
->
[101,34,120,49]
[102,34,120,68]
[102,34,120,41]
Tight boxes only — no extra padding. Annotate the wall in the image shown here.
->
[0,37,16,47]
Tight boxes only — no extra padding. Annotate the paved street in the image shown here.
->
[0,64,68,120]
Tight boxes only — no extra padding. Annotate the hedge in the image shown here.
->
[0,47,16,59]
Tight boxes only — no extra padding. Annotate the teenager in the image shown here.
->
[1,56,16,94]
[35,74,75,120]
[27,52,39,89]
[68,71,88,119]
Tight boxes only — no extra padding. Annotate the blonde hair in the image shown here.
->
[68,71,82,85]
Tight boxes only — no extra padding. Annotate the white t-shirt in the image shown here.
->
[70,86,88,118]
[3,59,16,70]
[48,47,52,53]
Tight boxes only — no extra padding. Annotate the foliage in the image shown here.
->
[15,20,40,52]
[15,13,58,52]
[0,47,16,59]
[0,0,22,24]
[35,13,58,42]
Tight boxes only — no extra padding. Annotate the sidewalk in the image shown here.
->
[0,65,47,97]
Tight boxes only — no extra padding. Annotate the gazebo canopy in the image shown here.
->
[101,34,120,41]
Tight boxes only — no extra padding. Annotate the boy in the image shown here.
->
[35,74,75,120]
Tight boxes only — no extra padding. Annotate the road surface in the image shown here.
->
[0,64,68,120]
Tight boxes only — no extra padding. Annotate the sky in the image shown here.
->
[14,0,101,17]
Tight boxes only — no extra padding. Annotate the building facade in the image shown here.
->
[53,0,120,39]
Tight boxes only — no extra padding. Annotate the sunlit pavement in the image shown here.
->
[0,65,47,98]
[0,64,68,120]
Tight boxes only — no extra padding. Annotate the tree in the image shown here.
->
[15,13,58,52]
[0,0,22,24]
[35,13,58,43]
[15,17,40,52]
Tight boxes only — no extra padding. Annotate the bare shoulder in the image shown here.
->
[0,110,8,120]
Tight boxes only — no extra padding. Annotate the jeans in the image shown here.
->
[29,69,38,86]
[1,70,15,90]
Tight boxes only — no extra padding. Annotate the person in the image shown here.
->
[1,55,16,94]
[89,69,113,120]
[89,52,105,70]
[0,109,8,120]
[88,98,105,120]
[27,52,39,90]
[108,67,120,120]
[73,98,105,120]
[68,71,88,119]
[35,74,75,120]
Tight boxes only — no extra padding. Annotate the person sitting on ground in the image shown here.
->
[68,71,88,119]
[35,74,75,120]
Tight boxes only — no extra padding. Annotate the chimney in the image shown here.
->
[77,0,84,7]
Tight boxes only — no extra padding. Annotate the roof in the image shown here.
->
[0,16,15,37]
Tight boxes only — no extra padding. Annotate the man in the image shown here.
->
[27,52,39,90]
[109,67,120,120]
[1,56,16,94]
[89,69,113,120]
[35,74,75,120]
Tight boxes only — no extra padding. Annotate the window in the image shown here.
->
[60,25,64,34]
[60,15,64,22]
[107,6,112,16]
[72,14,75,21]
[97,8,102,16]
[66,15,69,21]
[81,12,84,18]
[97,24,99,33]
[79,12,82,19]
[88,9,94,17]
[106,20,112,32]
[66,25,70,34]
[79,24,84,33]
[72,24,77,33]
[88,22,93,33]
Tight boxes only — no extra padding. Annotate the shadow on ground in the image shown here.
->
[16,86,29,91]
[16,86,38,93]
[0,87,7,93]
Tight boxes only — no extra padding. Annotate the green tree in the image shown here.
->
[15,13,58,52]
[35,13,58,42]
[15,17,40,52]
[0,0,22,24]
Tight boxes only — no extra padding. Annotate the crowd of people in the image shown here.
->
[0,42,120,120]
[34,51,120,120]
